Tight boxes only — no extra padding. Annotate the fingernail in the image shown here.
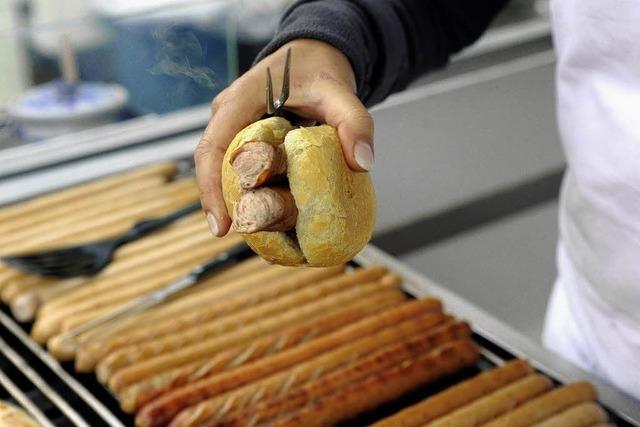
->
[207,212,220,237]
[354,141,374,171]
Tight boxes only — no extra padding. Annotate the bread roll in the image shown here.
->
[221,117,376,266]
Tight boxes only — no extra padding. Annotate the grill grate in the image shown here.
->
[0,307,125,426]
[0,287,636,426]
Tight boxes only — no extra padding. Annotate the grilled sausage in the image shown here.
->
[76,265,347,372]
[208,321,472,427]
[107,275,404,392]
[530,402,607,427]
[426,374,552,427]
[483,382,598,427]
[372,359,534,427]
[231,141,287,189]
[101,269,390,385]
[233,187,298,233]
[117,289,406,413]
[265,339,480,427]
[134,298,443,427]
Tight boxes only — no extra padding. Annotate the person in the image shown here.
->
[195,0,640,399]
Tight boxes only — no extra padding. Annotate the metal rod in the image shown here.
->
[0,369,55,427]
[0,335,89,427]
[0,311,125,427]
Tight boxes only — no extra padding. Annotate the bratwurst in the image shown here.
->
[230,141,287,189]
[232,187,298,233]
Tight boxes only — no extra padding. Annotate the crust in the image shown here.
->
[284,125,375,265]
[221,117,376,266]
[222,117,304,265]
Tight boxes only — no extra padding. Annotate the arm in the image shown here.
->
[196,0,509,237]
[257,0,511,105]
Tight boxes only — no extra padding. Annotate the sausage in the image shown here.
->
[134,298,443,427]
[37,238,241,347]
[483,382,598,427]
[108,274,404,392]
[231,141,287,189]
[39,230,230,316]
[266,339,480,427]
[75,259,285,370]
[426,374,552,427]
[116,257,272,324]
[117,289,406,413]
[372,359,534,427]
[0,175,169,238]
[99,268,386,385]
[0,162,175,224]
[232,187,298,233]
[1,178,199,256]
[210,321,471,427]
[76,264,348,372]
[11,277,85,322]
[36,237,239,352]
[530,402,607,427]
[156,311,449,427]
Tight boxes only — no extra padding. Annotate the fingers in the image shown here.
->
[195,83,264,237]
[315,85,375,172]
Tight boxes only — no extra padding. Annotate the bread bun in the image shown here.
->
[222,117,375,266]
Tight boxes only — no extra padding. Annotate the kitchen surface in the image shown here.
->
[0,0,637,426]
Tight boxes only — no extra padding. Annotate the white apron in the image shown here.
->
[543,0,640,399]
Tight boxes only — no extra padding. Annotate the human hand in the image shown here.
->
[195,39,374,237]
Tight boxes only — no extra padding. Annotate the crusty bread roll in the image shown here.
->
[0,401,40,427]
[222,117,376,266]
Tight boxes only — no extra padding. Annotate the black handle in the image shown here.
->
[191,243,255,282]
[117,201,202,246]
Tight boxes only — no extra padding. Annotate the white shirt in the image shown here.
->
[543,0,640,399]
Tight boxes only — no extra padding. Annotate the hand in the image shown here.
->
[195,39,375,237]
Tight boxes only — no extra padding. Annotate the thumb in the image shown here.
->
[319,87,375,172]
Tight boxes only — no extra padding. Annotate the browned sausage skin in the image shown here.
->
[232,187,298,233]
[230,141,287,189]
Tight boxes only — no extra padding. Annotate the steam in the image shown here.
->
[148,27,220,89]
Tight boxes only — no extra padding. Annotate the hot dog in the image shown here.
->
[222,117,376,266]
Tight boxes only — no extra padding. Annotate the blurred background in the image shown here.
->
[0,0,561,345]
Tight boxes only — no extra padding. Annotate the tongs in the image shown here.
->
[1,201,201,278]
[56,241,254,345]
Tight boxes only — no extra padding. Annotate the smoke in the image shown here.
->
[148,27,220,90]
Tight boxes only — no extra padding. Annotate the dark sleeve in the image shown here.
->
[254,0,510,106]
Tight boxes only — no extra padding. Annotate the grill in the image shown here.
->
[0,249,638,426]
